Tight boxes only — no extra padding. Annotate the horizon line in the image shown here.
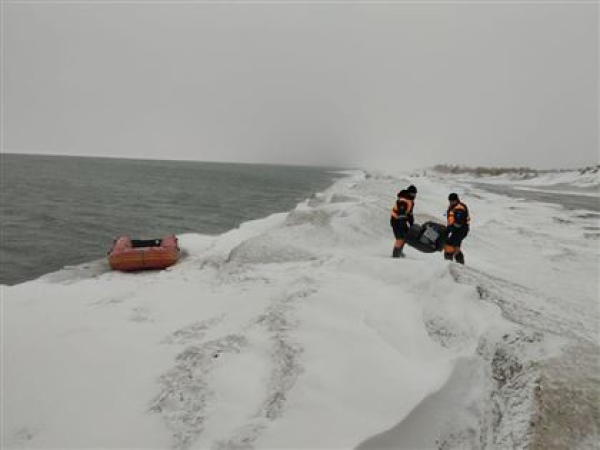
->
[1,150,597,173]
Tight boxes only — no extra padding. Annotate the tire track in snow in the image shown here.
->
[213,284,316,449]
[162,315,227,346]
[150,334,249,450]
[150,280,316,450]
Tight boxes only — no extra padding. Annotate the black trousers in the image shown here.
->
[391,218,409,240]
[446,226,469,248]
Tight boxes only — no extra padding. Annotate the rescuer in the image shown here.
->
[444,193,470,264]
[390,185,417,258]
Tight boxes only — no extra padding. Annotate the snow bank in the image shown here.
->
[3,170,599,449]
[426,166,600,191]
[520,168,600,188]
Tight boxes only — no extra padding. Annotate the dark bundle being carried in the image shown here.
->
[405,221,447,253]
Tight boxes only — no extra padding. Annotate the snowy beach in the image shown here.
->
[2,169,599,449]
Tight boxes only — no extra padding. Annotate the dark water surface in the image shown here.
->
[0,154,341,285]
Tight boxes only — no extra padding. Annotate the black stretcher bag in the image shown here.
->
[405,221,447,253]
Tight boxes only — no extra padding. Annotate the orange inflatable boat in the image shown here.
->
[108,234,180,271]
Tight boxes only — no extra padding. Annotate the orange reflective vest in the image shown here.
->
[391,198,414,220]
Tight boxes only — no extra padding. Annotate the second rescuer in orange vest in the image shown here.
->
[444,193,470,265]
[390,185,417,258]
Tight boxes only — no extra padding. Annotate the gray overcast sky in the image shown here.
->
[2,1,598,169]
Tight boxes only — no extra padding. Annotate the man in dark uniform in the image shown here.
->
[390,185,417,258]
[444,193,470,264]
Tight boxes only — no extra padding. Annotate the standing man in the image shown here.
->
[390,185,417,258]
[444,193,470,264]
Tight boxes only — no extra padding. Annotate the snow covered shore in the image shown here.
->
[426,166,600,191]
[2,170,599,449]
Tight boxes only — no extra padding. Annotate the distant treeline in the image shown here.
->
[432,164,599,176]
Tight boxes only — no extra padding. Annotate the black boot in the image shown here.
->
[444,252,454,261]
[455,251,465,265]
[392,247,405,258]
